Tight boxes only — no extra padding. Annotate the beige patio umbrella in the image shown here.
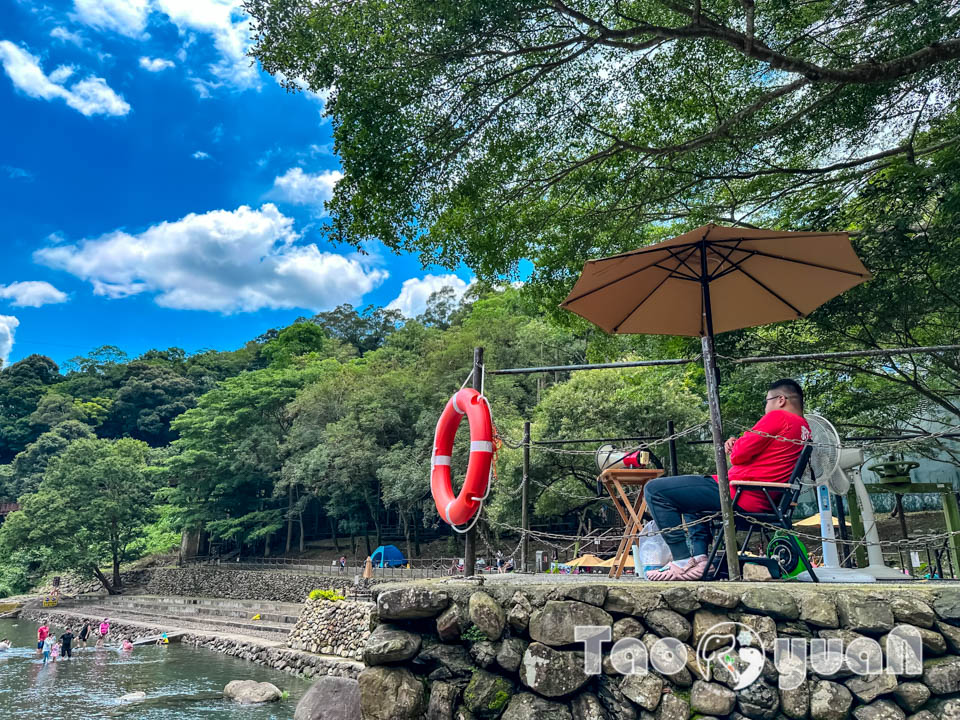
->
[561,224,870,579]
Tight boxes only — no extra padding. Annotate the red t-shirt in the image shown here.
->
[713,410,810,512]
[38,626,49,642]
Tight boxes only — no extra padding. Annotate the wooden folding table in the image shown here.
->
[600,467,665,578]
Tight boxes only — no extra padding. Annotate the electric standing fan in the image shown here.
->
[796,415,876,582]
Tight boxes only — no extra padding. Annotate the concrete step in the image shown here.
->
[92,599,300,625]
[78,604,294,638]
[73,594,303,616]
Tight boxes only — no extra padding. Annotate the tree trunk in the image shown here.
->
[365,530,372,557]
[264,532,272,557]
[403,513,413,567]
[92,567,119,595]
[413,511,421,557]
[299,510,305,553]
[285,485,294,554]
[112,552,122,592]
[330,517,340,552]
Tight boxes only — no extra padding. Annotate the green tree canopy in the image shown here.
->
[249,0,960,285]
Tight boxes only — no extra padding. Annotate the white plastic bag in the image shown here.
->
[633,520,673,579]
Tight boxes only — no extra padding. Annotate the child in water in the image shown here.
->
[121,638,133,651]
[41,634,54,664]
[50,638,60,661]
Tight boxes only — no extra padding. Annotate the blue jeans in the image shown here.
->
[643,475,722,559]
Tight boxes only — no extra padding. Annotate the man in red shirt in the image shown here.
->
[643,379,810,581]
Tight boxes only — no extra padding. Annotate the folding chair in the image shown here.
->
[704,445,818,581]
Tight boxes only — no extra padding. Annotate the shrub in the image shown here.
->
[309,588,346,602]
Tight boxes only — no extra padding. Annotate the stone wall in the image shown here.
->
[287,597,375,660]
[143,568,376,603]
[350,579,960,720]
[20,607,362,681]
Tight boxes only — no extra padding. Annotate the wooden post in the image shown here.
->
[464,347,483,577]
[521,420,530,572]
[699,241,740,581]
[846,486,868,568]
[942,490,960,579]
[667,420,679,476]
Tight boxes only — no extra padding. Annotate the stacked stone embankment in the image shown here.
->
[347,580,960,720]
[287,597,375,661]
[143,568,369,603]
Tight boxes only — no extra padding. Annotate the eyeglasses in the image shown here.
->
[763,394,797,410]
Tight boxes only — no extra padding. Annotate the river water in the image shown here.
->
[0,619,313,719]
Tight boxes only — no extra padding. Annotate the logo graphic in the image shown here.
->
[696,621,765,690]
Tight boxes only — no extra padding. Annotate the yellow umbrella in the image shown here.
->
[567,554,605,567]
[795,512,850,528]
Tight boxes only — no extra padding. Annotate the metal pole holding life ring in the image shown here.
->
[430,387,494,531]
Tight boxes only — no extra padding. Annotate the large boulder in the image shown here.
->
[851,699,906,720]
[690,680,735,716]
[362,624,422,665]
[696,586,738,610]
[643,609,691,642]
[562,585,608,608]
[844,673,897,705]
[426,681,460,720]
[463,669,514,719]
[656,693,690,720]
[521,642,590,698]
[799,594,839,629]
[736,678,780,719]
[569,692,606,720]
[596,674,639,720]
[378,587,450,620]
[612,617,646,644]
[501,692,572,720]
[295,676,361,720]
[933,591,960,624]
[415,643,475,685]
[922,656,960,695]
[836,594,895,634]
[740,588,799,621]
[470,592,507,641]
[810,680,853,720]
[529,601,613,647]
[890,598,935,629]
[358,666,425,720]
[603,588,663,617]
[662,587,700,615]
[497,637,529,674]
[891,682,930,713]
[692,609,734,653]
[779,678,809,720]
[618,671,663,711]
[223,680,281,704]
[438,603,466,642]
[507,592,533,633]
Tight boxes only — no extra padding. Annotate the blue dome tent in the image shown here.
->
[370,544,406,568]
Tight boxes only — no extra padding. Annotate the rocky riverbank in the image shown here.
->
[20,607,363,681]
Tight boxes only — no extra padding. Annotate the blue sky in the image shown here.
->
[0,0,475,369]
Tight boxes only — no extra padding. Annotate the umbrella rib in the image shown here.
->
[612,273,675,333]
[730,264,805,317]
[562,246,695,305]
[728,247,867,277]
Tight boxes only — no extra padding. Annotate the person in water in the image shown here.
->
[155,632,169,645]
[50,638,60,661]
[37,622,49,653]
[59,629,74,660]
[41,634,54,664]
[0,638,11,650]
[121,638,133,651]
[97,618,110,647]
[78,621,92,648]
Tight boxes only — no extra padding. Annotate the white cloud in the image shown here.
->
[0,41,130,117]
[0,281,68,308]
[49,65,75,83]
[192,150,210,160]
[72,0,150,38]
[387,274,473,317]
[3,165,32,180]
[34,204,389,313]
[0,316,19,368]
[139,56,174,72]
[272,167,342,209]
[73,0,258,90]
[50,27,84,47]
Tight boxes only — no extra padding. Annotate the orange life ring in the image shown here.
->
[431,388,493,526]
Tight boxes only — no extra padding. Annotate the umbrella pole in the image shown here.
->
[700,243,741,580]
